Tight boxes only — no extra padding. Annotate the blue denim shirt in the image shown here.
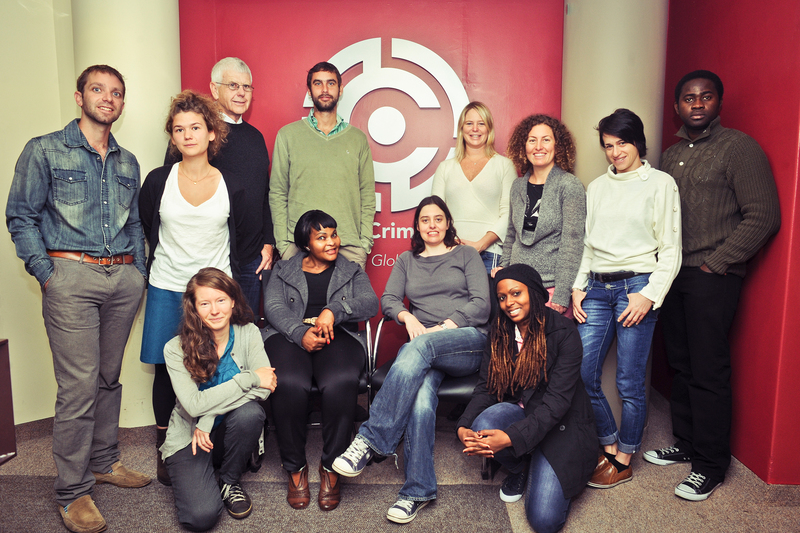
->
[6,119,146,285]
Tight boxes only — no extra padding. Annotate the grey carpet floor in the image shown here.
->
[1,390,798,532]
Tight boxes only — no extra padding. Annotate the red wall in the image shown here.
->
[177,0,565,364]
[658,0,800,484]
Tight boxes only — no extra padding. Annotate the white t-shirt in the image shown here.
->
[150,164,231,292]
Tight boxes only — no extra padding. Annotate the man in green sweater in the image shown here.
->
[270,62,376,268]
[645,70,780,501]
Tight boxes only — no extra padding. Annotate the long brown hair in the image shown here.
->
[179,268,253,383]
[487,283,549,401]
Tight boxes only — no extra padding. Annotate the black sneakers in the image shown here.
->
[500,471,527,502]
[220,482,253,519]
[675,471,721,501]
[643,445,692,466]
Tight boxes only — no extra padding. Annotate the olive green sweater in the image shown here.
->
[660,117,780,277]
[269,119,375,255]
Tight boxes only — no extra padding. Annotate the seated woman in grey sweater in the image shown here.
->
[332,196,490,525]
[496,115,586,318]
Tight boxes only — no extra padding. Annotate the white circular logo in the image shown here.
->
[303,38,469,212]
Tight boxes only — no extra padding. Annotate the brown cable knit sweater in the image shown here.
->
[660,117,780,277]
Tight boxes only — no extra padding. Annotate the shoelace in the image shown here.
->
[221,483,247,503]
[683,472,707,489]
[657,446,681,455]
[393,499,416,513]
[503,472,526,493]
[341,438,371,464]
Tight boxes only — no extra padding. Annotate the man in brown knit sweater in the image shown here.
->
[644,70,780,501]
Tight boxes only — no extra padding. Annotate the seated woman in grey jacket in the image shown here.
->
[161,268,276,532]
[496,115,586,318]
[264,210,379,512]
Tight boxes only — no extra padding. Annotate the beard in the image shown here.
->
[82,101,121,125]
[312,93,339,112]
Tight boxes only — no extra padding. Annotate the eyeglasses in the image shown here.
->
[215,82,254,92]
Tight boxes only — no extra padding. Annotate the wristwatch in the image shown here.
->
[437,321,449,330]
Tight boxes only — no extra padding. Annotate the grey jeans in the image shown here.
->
[42,258,145,506]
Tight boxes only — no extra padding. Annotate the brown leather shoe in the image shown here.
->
[92,461,151,488]
[318,462,341,511]
[587,459,632,488]
[287,466,310,509]
[59,495,107,533]
[592,453,610,476]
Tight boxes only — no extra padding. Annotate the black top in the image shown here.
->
[303,265,335,319]
[523,182,544,233]
[165,120,274,265]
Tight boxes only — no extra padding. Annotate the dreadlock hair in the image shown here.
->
[179,267,254,384]
[487,283,549,401]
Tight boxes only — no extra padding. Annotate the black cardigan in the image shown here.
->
[139,164,246,280]
[457,309,598,499]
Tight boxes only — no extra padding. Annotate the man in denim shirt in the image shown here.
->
[6,65,149,533]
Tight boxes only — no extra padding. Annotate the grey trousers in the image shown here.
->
[42,258,145,506]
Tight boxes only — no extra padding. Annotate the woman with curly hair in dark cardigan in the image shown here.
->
[496,115,586,319]
[458,264,597,533]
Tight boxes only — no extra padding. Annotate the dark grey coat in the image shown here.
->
[457,309,598,499]
[262,253,378,355]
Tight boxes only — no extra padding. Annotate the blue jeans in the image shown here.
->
[480,250,501,275]
[359,327,486,500]
[472,403,571,533]
[578,274,658,454]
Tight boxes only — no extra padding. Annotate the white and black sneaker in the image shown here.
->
[675,471,721,501]
[332,436,375,477]
[220,482,252,519]
[386,498,429,524]
[499,471,527,503]
[643,445,692,466]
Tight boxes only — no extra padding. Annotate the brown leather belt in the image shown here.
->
[47,251,134,265]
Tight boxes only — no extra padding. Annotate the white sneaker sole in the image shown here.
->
[643,451,688,466]
[499,489,523,503]
[331,458,363,478]
[675,482,719,501]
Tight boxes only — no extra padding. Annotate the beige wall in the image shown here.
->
[0,0,180,427]
[562,0,669,184]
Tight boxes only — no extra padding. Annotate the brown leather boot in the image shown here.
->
[287,466,310,509]
[318,462,341,511]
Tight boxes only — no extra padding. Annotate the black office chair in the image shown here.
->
[369,316,492,479]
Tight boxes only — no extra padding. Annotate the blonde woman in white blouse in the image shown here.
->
[431,101,516,273]
[572,108,681,489]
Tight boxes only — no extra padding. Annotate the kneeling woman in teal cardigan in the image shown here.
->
[457,264,597,533]
[161,268,275,531]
